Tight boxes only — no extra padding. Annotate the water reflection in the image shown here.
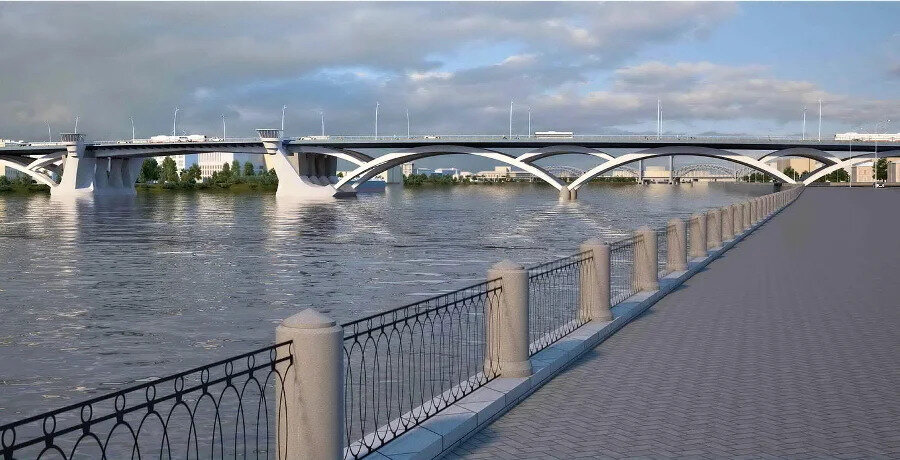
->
[0,182,770,419]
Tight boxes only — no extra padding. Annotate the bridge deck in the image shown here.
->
[449,188,900,459]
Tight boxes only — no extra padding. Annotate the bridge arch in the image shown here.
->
[674,163,740,179]
[0,156,57,187]
[333,145,567,191]
[757,147,841,166]
[285,146,373,166]
[515,145,615,164]
[568,146,796,191]
[802,149,900,185]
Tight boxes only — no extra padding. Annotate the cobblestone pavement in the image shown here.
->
[448,188,900,459]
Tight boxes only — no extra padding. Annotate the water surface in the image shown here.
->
[0,182,770,419]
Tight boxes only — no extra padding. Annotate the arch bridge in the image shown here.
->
[0,130,887,199]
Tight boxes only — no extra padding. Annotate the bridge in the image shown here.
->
[0,130,893,199]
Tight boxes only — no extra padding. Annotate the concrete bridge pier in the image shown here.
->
[52,134,96,198]
[258,129,352,200]
[559,188,577,201]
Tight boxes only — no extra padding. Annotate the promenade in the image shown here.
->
[449,188,900,459]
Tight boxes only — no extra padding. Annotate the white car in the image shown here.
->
[874,182,885,188]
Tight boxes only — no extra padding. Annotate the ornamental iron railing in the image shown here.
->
[527,251,594,355]
[341,281,502,459]
[609,236,640,305]
[0,342,293,460]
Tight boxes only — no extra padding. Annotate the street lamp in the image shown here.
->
[221,114,226,139]
[802,107,807,140]
[509,100,513,138]
[406,108,410,139]
[321,111,325,137]
[74,116,79,134]
[130,116,135,141]
[173,107,179,136]
[375,102,379,138]
[281,105,287,132]
[47,122,52,142]
[817,99,822,142]
[528,107,532,138]
[657,99,661,139]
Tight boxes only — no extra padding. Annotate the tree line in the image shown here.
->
[137,157,278,190]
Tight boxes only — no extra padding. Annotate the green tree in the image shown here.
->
[221,162,231,178]
[180,164,202,184]
[138,158,160,183]
[874,158,888,181]
[783,166,798,181]
[231,159,242,177]
[161,157,179,183]
[243,161,255,176]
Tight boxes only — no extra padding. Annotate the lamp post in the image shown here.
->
[528,107,532,138]
[802,107,807,140]
[508,100,513,138]
[375,102,379,139]
[74,116,79,134]
[281,105,287,132]
[321,111,325,137]
[47,122,52,142]
[173,107,179,136]
[406,108,410,139]
[657,99,661,139]
[817,99,822,142]
[131,116,135,141]
[221,114,226,139]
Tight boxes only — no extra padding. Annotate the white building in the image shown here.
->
[434,168,460,176]
[154,154,196,172]
[197,152,266,179]
[402,163,415,176]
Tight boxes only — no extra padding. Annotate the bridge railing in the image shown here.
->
[1,187,804,460]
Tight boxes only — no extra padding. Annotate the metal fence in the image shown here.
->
[656,226,670,278]
[341,281,502,459]
[0,342,293,460]
[609,236,640,305]
[527,251,593,355]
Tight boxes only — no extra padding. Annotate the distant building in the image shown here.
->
[433,168,460,176]
[401,163,415,176]
[197,152,265,179]
[474,166,533,181]
[766,158,822,177]
[155,154,197,173]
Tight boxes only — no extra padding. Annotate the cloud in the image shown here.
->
[0,2,736,139]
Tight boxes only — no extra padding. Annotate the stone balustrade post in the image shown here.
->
[750,199,758,224]
[731,204,741,237]
[721,206,733,241]
[689,213,707,259]
[579,239,612,322]
[275,309,345,460]
[742,201,751,231]
[667,218,687,273]
[487,261,533,378]
[633,227,659,292]
[707,210,722,250]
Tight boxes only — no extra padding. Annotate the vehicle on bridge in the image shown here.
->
[534,131,574,139]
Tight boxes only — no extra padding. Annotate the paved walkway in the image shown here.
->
[449,188,900,459]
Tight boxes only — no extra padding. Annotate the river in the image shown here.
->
[0,182,770,420]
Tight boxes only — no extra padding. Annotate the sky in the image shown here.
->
[1,1,898,147]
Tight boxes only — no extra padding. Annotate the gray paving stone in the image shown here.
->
[449,189,900,459]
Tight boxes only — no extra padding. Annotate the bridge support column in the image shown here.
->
[667,218,687,272]
[580,239,612,321]
[634,227,659,292]
[53,133,96,198]
[559,188,577,201]
[486,260,532,378]
[689,213,707,259]
[721,206,733,241]
[275,309,344,460]
[707,210,722,250]
[257,129,350,200]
